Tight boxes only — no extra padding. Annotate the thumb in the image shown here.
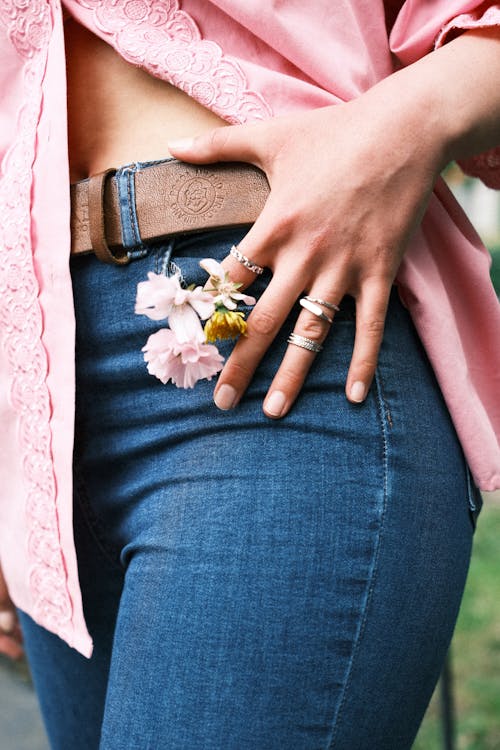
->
[168,122,264,166]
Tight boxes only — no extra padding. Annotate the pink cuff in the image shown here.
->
[437,4,500,189]
[457,148,500,189]
[435,3,500,47]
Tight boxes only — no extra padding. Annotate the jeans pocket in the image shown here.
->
[465,465,483,531]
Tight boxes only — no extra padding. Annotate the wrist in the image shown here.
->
[379,29,500,169]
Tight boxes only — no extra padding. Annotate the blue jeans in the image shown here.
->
[19,161,480,750]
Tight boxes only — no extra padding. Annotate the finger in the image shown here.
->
[346,282,390,403]
[206,198,286,293]
[213,272,304,410]
[0,609,24,660]
[262,288,345,418]
[0,632,24,660]
[0,609,16,633]
[168,121,267,167]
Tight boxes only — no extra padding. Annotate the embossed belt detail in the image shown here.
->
[70,160,270,264]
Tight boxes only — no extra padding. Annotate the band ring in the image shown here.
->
[303,295,340,313]
[287,332,323,353]
[230,245,265,275]
[299,297,333,324]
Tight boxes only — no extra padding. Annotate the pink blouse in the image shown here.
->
[0,0,499,657]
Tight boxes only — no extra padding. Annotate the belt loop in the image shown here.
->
[88,169,130,265]
[116,164,149,260]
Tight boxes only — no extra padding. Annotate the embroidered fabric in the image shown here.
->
[0,0,53,58]
[0,0,75,641]
[71,0,273,123]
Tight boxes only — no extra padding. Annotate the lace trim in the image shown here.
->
[0,0,53,59]
[72,0,273,123]
[0,1,75,637]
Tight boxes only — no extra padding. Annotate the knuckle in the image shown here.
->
[354,355,378,373]
[270,209,296,241]
[360,317,385,338]
[208,126,231,152]
[300,316,327,339]
[224,359,254,383]
[276,365,306,391]
[247,308,278,337]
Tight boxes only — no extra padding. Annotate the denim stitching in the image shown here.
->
[125,167,139,246]
[325,369,389,748]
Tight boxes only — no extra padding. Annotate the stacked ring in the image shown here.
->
[299,297,333,324]
[303,295,340,312]
[230,245,265,275]
[287,332,323,353]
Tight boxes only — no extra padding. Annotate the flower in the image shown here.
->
[199,258,256,310]
[204,310,248,342]
[135,272,215,342]
[142,329,224,388]
[136,258,256,389]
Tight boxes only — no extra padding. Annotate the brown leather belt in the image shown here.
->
[70,160,270,265]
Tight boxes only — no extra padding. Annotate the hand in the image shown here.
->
[169,79,445,417]
[0,564,24,660]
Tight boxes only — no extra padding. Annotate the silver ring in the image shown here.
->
[299,297,333,324]
[230,245,265,275]
[287,332,323,353]
[303,295,340,312]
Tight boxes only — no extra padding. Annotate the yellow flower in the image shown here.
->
[204,310,248,342]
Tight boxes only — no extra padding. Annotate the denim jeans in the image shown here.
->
[19,161,480,750]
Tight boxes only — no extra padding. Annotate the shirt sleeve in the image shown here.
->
[390,1,500,189]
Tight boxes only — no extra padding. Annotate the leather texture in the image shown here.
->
[70,160,270,263]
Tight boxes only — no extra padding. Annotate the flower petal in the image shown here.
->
[169,305,206,343]
[232,292,256,306]
[200,258,225,281]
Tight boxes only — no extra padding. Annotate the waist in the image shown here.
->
[70,158,270,265]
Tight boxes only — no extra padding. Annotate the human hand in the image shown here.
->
[0,564,23,660]
[169,80,445,417]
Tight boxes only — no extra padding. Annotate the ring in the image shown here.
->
[299,297,333,324]
[287,332,323,353]
[303,295,340,312]
[230,245,265,275]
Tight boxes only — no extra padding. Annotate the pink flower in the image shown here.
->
[142,328,224,388]
[135,272,215,342]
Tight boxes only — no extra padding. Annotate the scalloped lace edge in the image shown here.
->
[71,0,273,123]
[0,0,75,642]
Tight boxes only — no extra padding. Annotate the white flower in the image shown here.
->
[200,258,256,310]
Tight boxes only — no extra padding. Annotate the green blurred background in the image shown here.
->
[413,168,500,750]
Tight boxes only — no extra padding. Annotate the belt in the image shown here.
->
[70,160,270,265]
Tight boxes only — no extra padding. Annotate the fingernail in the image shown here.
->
[350,381,366,403]
[0,611,16,633]
[167,137,194,152]
[264,390,286,418]
[214,384,238,410]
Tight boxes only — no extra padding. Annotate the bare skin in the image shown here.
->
[65,16,226,181]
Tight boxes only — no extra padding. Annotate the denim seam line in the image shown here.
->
[73,464,125,573]
[325,367,389,749]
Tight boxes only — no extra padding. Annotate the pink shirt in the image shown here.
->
[0,0,499,657]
